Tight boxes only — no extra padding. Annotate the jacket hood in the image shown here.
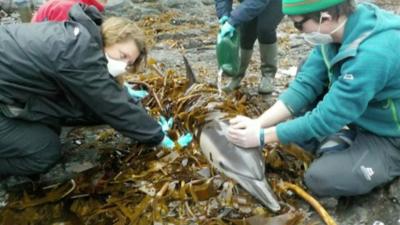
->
[342,3,400,52]
[68,3,103,45]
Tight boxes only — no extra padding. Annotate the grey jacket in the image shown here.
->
[0,4,164,145]
[214,0,269,26]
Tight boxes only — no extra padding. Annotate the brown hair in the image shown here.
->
[301,0,356,22]
[101,17,148,75]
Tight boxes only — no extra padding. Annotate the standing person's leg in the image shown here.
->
[304,130,400,197]
[0,113,62,176]
[222,17,257,92]
[256,0,284,94]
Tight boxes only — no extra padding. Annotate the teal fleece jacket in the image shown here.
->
[277,3,400,144]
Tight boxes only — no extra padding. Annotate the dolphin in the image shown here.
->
[199,112,281,212]
[180,57,280,211]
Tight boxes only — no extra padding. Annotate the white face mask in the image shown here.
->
[105,53,127,77]
[303,16,347,45]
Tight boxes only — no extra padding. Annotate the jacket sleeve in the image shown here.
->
[55,23,164,145]
[228,0,268,27]
[276,43,391,144]
[215,0,232,19]
[278,47,329,115]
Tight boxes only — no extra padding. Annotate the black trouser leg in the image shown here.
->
[255,0,283,45]
[0,114,61,176]
[239,0,283,49]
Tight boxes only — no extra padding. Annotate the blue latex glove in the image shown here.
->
[177,133,193,148]
[124,83,149,100]
[220,22,235,38]
[158,116,173,133]
[160,135,175,150]
[218,15,229,25]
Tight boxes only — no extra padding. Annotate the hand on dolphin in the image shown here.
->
[228,115,254,129]
[227,116,262,148]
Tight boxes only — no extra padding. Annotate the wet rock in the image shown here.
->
[182,38,205,49]
[39,147,99,186]
[159,0,203,10]
[200,0,214,6]
[105,0,131,10]
[149,49,182,66]
[333,185,400,225]
[197,167,211,178]
[170,17,206,26]
[139,6,161,16]
[339,206,369,225]
[0,10,8,18]
[0,0,18,13]
[156,29,205,41]
[0,13,18,24]
[105,0,164,20]
[318,197,339,210]
[389,177,400,203]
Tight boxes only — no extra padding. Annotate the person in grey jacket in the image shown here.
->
[215,0,283,93]
[0,4,173,177]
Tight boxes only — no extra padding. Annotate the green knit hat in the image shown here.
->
[282,0,346,15]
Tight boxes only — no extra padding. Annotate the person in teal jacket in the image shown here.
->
[226,0,400,197]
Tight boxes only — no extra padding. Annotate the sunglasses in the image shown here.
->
[293,16,310,31]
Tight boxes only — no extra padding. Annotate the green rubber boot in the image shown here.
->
[258,42,278,94]
[222,48,253,93]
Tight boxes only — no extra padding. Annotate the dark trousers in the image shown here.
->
[303,130,400,197]
[0,113,61,176]
[240,0,283,49]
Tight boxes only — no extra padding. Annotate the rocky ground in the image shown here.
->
[1,0,400,224]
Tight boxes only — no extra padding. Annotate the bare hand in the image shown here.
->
[227,116,261,148]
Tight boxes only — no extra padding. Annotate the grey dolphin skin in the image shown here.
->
[199,113,281,212]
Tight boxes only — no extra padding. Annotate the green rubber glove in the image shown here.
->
[218,15,229,25]
[177,133,193,148]
[124,83,149,100]
[160,135,175,150]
